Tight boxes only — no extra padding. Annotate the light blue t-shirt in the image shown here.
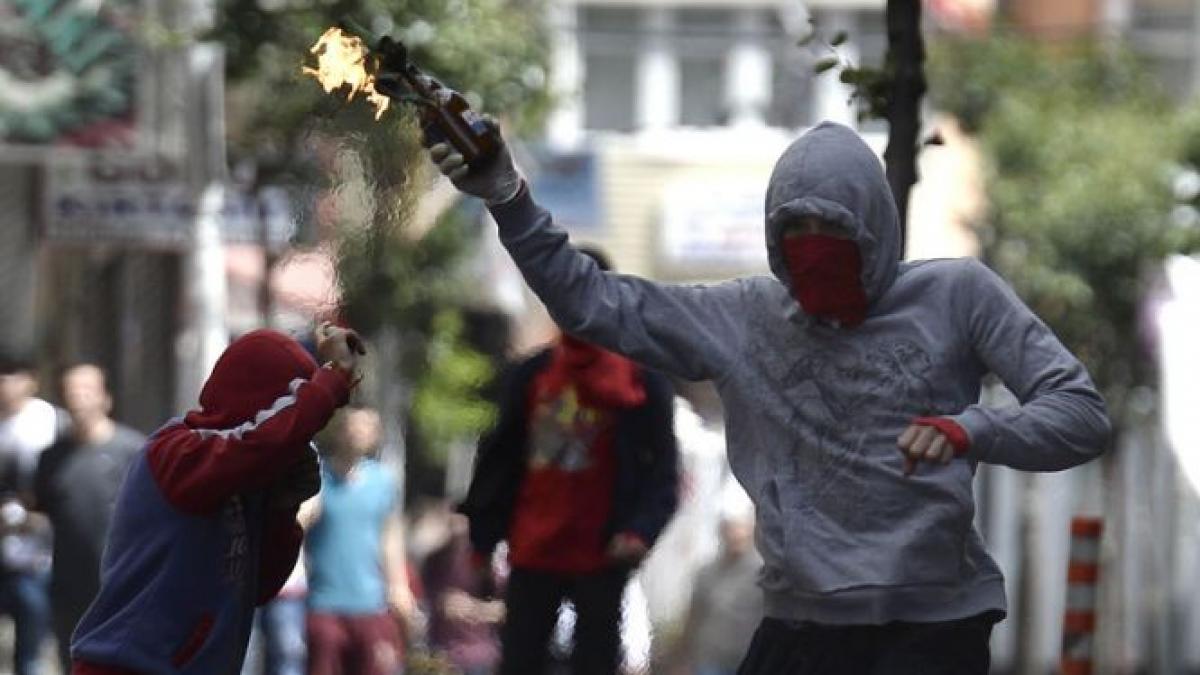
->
[305,458,397,614]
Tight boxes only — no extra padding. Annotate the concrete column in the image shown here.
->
[812,9,857,128]
[726,7,772,128]
[1025,470,1078,673]
[977,465,1024,672]
[175,183,228,410]
[636,7,679,132]
[546,0,584,149]
[174,44,228,411]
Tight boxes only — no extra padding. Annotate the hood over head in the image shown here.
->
[184,329,318,430]
[764,121,902,313]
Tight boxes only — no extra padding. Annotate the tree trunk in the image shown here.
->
[883,0,926,245]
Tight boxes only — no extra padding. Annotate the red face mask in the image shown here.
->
[781,234,868,327]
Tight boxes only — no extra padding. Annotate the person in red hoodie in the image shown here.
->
[69,323,364,675]
[459,247,679,675]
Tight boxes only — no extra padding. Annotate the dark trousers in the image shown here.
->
[736,611,1003,675]
[54,598,91,675]
[499,566,630,675]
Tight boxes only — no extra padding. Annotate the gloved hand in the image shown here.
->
[896,416,970,476]
[427,118,524,206]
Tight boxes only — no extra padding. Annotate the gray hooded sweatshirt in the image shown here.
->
[487,121,1111,624]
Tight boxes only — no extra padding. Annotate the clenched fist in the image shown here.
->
[315,322,366,376]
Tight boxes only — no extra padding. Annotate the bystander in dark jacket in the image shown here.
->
[458,246,680,675]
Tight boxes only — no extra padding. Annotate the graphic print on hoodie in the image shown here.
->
[507,339,646,574]
[485,120,1111,625]
[71,330,350,675]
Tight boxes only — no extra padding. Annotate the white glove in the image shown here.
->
[427,120,524,206]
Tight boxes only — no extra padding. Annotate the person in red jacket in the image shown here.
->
[69,323,363,675]
[459,247,680,675]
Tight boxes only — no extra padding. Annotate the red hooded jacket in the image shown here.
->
[72,330,350,675]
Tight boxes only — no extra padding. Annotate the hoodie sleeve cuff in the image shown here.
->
[485,180,539,239]
[913,416,971,456]
[310,366,352,409]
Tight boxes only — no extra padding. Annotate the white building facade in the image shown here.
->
[531,0,892,281]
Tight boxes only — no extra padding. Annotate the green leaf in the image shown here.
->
[831,30,849,46]
[814,57,840,75]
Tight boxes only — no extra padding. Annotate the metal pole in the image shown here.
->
[174,43,229,411]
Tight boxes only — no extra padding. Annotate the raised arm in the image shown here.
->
[950,259,1112,470]
[150,325,363,515]
[148,367,350,514]
[427,134,748,382]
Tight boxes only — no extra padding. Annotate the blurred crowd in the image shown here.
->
[0,352,760,675]
[0,357,144,675]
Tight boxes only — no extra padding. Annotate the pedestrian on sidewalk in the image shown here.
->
[0,355,57,675]
[303,406,416,675]
[70,323,363,675]
[421,510,503,675]
[458,246,680,675]
[424,119,1112,674]
[671,481,762,675]
[33,363,143,673]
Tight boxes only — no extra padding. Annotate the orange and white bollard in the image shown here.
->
[1061,516,1103,675]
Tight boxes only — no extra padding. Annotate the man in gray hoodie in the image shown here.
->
[424,121,1111,674]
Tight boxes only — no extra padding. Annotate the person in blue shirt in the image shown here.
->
[304,406,415,675]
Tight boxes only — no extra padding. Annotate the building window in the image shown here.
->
[676,7,735,40]
[766,10,812,129]
[679,56,726,126]
[768,54,813,129]
[851,9,888,133]
[580,6,639,132]
[583,53,637,132]
[572,3,889,133]
[1129,0,1196,100]
[677,8,732,128]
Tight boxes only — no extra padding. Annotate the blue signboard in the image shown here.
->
[526,145,603,232]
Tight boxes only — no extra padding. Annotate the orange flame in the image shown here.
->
[303,27,391,120]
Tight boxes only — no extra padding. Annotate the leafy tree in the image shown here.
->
[802,0,926,239]
[208,0,553,474]
[210,0,553,183]
[928,35,1200,420]
[411,310,497,464]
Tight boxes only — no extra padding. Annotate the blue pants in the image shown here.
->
[0,571,51,675]
[241,596,306,675]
